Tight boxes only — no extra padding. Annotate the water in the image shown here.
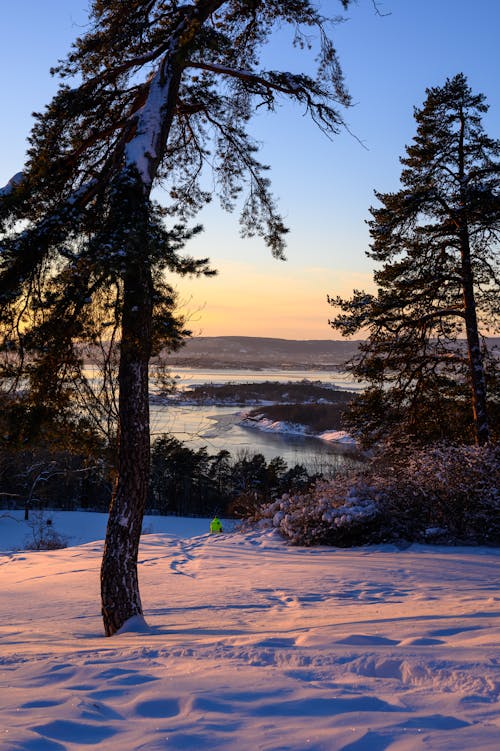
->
[149,367,361,470]
[160,366,364,391]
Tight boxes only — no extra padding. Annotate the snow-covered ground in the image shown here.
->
[240,414,356,446]
[1,511,499,750]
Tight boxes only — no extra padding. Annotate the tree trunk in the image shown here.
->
[457,106,490,446]
[101,245,153,637]
[460,230,490,445]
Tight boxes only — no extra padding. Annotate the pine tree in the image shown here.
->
[0,0,353,635]
[330,74,500,446]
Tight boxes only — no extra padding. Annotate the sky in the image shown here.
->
[0,1,499,339]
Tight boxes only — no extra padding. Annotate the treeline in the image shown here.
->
[0,435,319,519]
[172,381,353,405]
[149,436,322,517]
[0,446,113,517]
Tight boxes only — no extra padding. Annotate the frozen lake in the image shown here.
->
[150,367,361,469]
[160,366,364,390]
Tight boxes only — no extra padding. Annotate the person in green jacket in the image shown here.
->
[210,516,223,533]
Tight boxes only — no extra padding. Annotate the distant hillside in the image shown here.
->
[164,335,500,371]
[166,336,361,370]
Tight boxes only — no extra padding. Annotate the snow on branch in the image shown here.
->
[0,172,24,198]
[124,64,177,189]
[0,177,100,301]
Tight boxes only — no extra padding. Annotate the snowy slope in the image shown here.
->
[0,512,499,750]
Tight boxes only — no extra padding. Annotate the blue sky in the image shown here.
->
[1,1,499,338]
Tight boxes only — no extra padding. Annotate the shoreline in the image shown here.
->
[239,411,356,447]
[150,377,357,449]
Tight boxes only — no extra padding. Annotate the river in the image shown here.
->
[149,367,361,470]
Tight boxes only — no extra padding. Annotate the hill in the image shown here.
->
[165,335,500,371]
[166,336,361,370]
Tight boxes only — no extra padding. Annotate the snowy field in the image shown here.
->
[0,511,499,750]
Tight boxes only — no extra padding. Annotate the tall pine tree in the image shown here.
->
[330,74,500,446]
[0,0,353,635]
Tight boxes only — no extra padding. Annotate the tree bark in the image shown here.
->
[457,105,490,446]
[101,247,153,637]
[460,229,490,445]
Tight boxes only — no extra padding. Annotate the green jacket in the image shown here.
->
[210,517,223,533]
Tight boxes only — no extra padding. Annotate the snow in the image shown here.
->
[0,171,23,197]
[240,414,356,445]
[124,66,171,188]
[241,415,307,435]
[1,511,499,750]
[319,430,356,445]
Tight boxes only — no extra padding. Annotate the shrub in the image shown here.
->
[256,443,499,546]
[369,443,500,544]
[260,480,382,546]
[24,511,68,550]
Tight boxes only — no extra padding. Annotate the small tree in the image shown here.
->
[330,74,500,446]
[1,1,353,635]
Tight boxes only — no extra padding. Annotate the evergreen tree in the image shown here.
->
[330,74,500,446]
[0,0,353,635]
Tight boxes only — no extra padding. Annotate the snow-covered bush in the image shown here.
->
[256,444,499,546]
[369,443,500,544]
[258,477,384,547]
